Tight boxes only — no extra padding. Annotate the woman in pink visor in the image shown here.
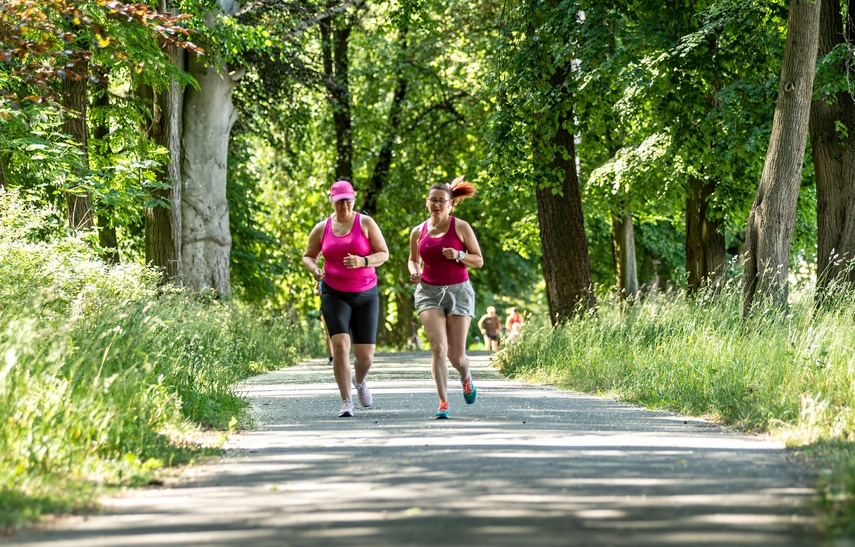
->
[303,180,389,418]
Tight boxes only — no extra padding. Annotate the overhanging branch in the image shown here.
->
[236,0,366,40]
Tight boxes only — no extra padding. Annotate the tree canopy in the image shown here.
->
[1,0,847,336]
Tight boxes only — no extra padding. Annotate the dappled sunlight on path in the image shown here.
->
[9,352,817,546]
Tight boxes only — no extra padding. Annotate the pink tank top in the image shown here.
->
[419,216,468,286]
[321,213,377,292]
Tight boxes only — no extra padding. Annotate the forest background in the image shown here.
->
[4,0,855,540]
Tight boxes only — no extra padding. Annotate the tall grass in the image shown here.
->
[495,281,855,538]
[0,193,316,530]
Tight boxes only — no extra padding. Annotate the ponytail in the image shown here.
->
[429,175,477,203]
[449,175,477,201]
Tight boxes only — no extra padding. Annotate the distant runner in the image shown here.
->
[478,306,502,352]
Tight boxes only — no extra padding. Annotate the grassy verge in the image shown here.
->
[0,194,316,532]
[494,282,855,539]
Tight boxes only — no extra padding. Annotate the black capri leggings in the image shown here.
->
[320,283,380,344]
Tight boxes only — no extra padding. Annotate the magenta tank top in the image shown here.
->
[419,216,468,286]
[321,213,377,292]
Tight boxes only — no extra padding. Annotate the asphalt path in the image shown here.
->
[9,351,819,546]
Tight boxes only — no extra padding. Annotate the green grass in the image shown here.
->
[0,193,316,532]
[0,479,100,529]
[494,281,855,539]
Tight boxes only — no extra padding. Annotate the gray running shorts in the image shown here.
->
[414,280,475,317]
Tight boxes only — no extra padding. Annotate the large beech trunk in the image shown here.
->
[181,48,237,295]
[744,0,821,315]
[809,0,855,297]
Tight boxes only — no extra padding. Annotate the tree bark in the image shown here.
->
[744,0,821,315]
[391,289,414,348]
[0,149,7,193]
[61,74,94,231]
[639,253,666,293]
[363,25,408,217]
[809,0,855,297]
[321,2,353,182]
[181,1,240,295]
[536,100,596,324]
[611,213,638,300]
[92,76,120,264]
[146,36,185,284]
[686,175,726,292]
[0,121,7,193]
[364,24,411,345]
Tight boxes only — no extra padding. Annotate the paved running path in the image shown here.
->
[10,352,818,546]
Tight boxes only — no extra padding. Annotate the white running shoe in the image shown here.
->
[352,373,373,407]
[338,399,354,417]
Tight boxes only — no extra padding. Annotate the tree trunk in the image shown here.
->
[810,0,855,297]
[363,25,408,217]
[639,253,663,293]
[146,38,185,284]
[321,3,353,182]
[611,212,638,300]
[0,149,7,193]
[744,0,821,315]
[181,1,240,295]
[92,76,120,264]
[0,121,7,193]
[392,288,414,348]
[536,101,596,324]
[61,74,94,231]
[686,175,726,292]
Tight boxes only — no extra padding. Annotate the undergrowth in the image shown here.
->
[0,193,315,531]
[495,282,855,539]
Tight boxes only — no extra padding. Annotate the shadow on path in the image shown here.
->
[9,352,818,546]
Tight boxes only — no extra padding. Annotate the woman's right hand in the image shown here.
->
[313,268,325,282]
[409,271,421,284]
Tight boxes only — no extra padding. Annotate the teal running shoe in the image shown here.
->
[435,401,450,419]
[462,374,477,404]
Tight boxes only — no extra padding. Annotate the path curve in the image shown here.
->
[10,352,818,546]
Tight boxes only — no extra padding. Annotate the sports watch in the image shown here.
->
[457,250,466,262]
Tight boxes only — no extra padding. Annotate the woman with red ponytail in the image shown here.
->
[407,176,484,419]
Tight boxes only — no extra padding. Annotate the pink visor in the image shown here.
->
[330,180,355,202]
